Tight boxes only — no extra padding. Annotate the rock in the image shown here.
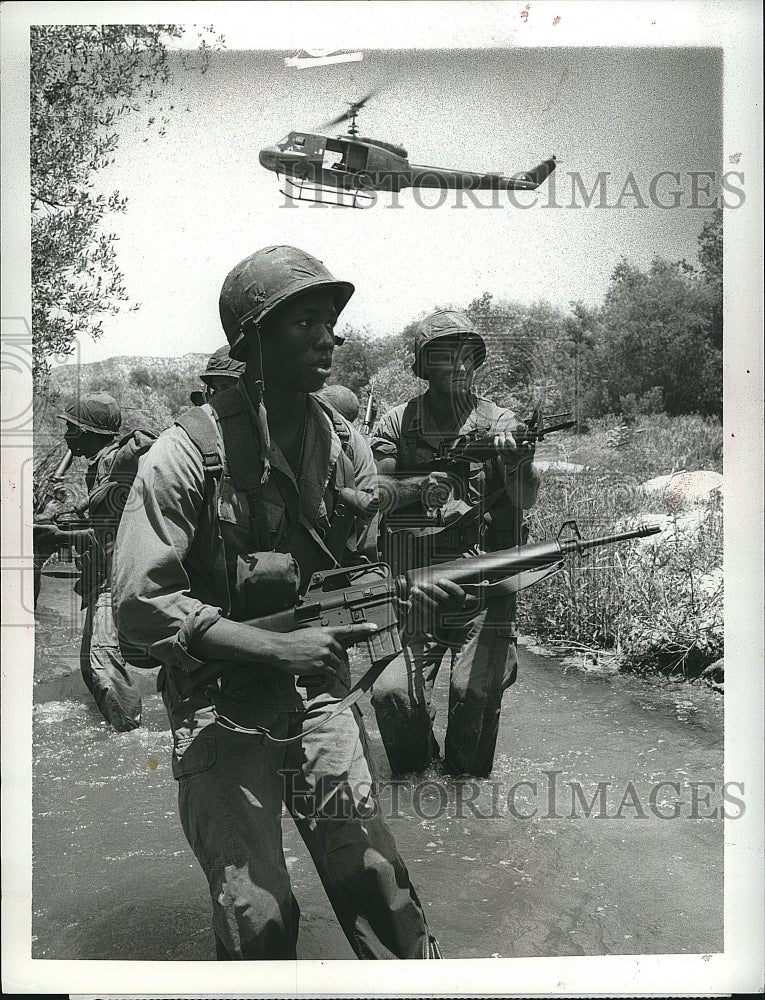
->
[536,460,589,475]
[700,658,724,683]
[640,470,722,512]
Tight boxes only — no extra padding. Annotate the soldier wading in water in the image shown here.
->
[371,310,541,778]
[113,246,468,960]
[36,394,143,732]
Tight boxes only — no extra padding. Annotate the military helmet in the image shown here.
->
[318,384,361,422]
[219,245,355,361]
[412,309,487,378]
[200,344,245,385]
[57,392,121,436]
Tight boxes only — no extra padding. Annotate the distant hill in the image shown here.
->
[50,352,209,398]
[48,353,211,436]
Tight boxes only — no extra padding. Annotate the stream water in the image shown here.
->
[32,567,724,961]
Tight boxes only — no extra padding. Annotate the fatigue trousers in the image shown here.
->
[80,590,142,732]
[371,593,518,777]
[174,697,440,960]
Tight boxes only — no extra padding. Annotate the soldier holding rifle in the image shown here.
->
[112,246,458,960]
[370,310,541,778]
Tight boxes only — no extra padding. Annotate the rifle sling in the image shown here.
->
[215,563,564,744]
[214,652,396,745]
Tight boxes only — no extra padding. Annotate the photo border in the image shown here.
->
[2,1,762,995]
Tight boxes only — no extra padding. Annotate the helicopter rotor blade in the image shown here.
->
[348,88,378,111]
[316,109,354,129]
[315,89,379,131]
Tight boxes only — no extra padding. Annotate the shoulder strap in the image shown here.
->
[175,406,230,615]
[311,393,356,490]
[208,395,275,548]
[175,406,223,477]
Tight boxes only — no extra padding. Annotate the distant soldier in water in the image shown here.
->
[370,310,540,777]
[34,393,142,731]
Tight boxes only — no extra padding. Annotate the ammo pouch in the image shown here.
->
[235,550,300,616]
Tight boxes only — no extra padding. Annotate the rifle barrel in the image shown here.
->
[559,523,661,555]
[401,522,660,591]
[362,394,376,433]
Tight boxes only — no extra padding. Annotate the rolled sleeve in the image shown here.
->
[166,604,222,675]
[348,423,378,494]
[112,424,223,673]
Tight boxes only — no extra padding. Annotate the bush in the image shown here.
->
[552,413,722,479]
[520,417,724,678]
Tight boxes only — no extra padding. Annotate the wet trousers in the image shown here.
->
[80,590,142,732]
[371,593,518,777]
[174,699,440,960]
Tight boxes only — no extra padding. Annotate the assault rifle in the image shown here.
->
[176,520,660,703]
[438,410,576,463]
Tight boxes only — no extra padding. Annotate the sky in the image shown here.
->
[46,33,726,366]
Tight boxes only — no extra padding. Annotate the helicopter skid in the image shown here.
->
[279,173,375,208]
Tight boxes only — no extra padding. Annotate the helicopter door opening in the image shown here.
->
[322,139,369,174]
[322,148,344,171]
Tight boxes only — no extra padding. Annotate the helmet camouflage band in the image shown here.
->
[412,309,487,378]
[219,245,355,361]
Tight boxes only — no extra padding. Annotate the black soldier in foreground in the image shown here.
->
[35,393,142,731]
[112,245,461,959]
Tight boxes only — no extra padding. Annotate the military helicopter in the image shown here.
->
[258,92,557,206]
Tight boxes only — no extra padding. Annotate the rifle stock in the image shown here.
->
[174,562,402,697]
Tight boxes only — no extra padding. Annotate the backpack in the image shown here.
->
[113,411,221,670]
[87,429,159,521]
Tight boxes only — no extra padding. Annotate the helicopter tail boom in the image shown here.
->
[406,156,556,191]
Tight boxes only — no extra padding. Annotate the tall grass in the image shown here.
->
[520,415,724,678]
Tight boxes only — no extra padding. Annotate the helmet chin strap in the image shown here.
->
[240,321,272,485]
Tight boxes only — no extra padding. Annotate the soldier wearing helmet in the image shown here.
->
[318,383,362,422]
[370,309,541,778]
[113,246,449,960]
[35,393,142,731]
[193,344,245,404]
